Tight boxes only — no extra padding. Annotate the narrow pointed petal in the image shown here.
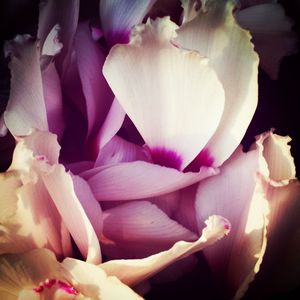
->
[100,215,230,287]
[177,0,259,166]
[101,201,197,258]
[195,142,270,298]
[38,0,80,74]
[74,22,114,138]
[42,63,65,140]
[236,3,297,79]
[100,0,157,46]
[95,98,126,150]
[62,258,143,299]
[71,174,103,238]
[42,165,101,264]
[95,135,149,167]
[4,36,48,135]
[87,161,218,201]
[103,17,225,169]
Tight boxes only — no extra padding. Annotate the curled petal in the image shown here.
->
[244,132,300,297]
[260,131,296,184]
[100,215,230,287]
[177,0,259,167]
[62,258,143,299]
[103,17,225,169]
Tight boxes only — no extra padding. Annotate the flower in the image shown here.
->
[0,0,299,299]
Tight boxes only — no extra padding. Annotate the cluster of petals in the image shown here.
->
[0,0,299,299]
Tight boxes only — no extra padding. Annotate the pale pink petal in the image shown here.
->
[62,258,143,299]
[195,143,269,298]
[101,201,197,259]
[95,135,150,167]
[11,130,60,166]
[244,132,300,297]
[177,0,259,167]
[74,22,114,138]
[1,132,72,258]
[100,215,230,286]
[71,174,103,238]
[95,98,126,150]
[42,63,65,140]
[38,0,80,75]
[100,0,157,46]
[41,24,63,57]
[3,35,48,135]
[87,161,218,201]
[103,17,225,169]
[42,164,101,264]
[236,3,298,79]
[0,249,69,295]
[260,131,296,183]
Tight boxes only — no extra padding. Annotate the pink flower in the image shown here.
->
[0,0,299,299]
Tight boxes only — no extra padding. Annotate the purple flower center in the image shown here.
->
[184,148,214,172]
[150,147,183,170]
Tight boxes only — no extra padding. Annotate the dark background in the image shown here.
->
[0,0,299,299]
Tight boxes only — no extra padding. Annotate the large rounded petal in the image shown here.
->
[195,139,269,298]
[100,215,230,287]
[177,0,259,167]
[86,161,218,201]
[103,17,225,170]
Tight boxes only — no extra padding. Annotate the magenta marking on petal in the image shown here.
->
[33,278,78,295]
[58,280,79,295]
[184,148,214,172]
[44,278,56,288]
[150,147,182,170]
[33,286,44,293]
